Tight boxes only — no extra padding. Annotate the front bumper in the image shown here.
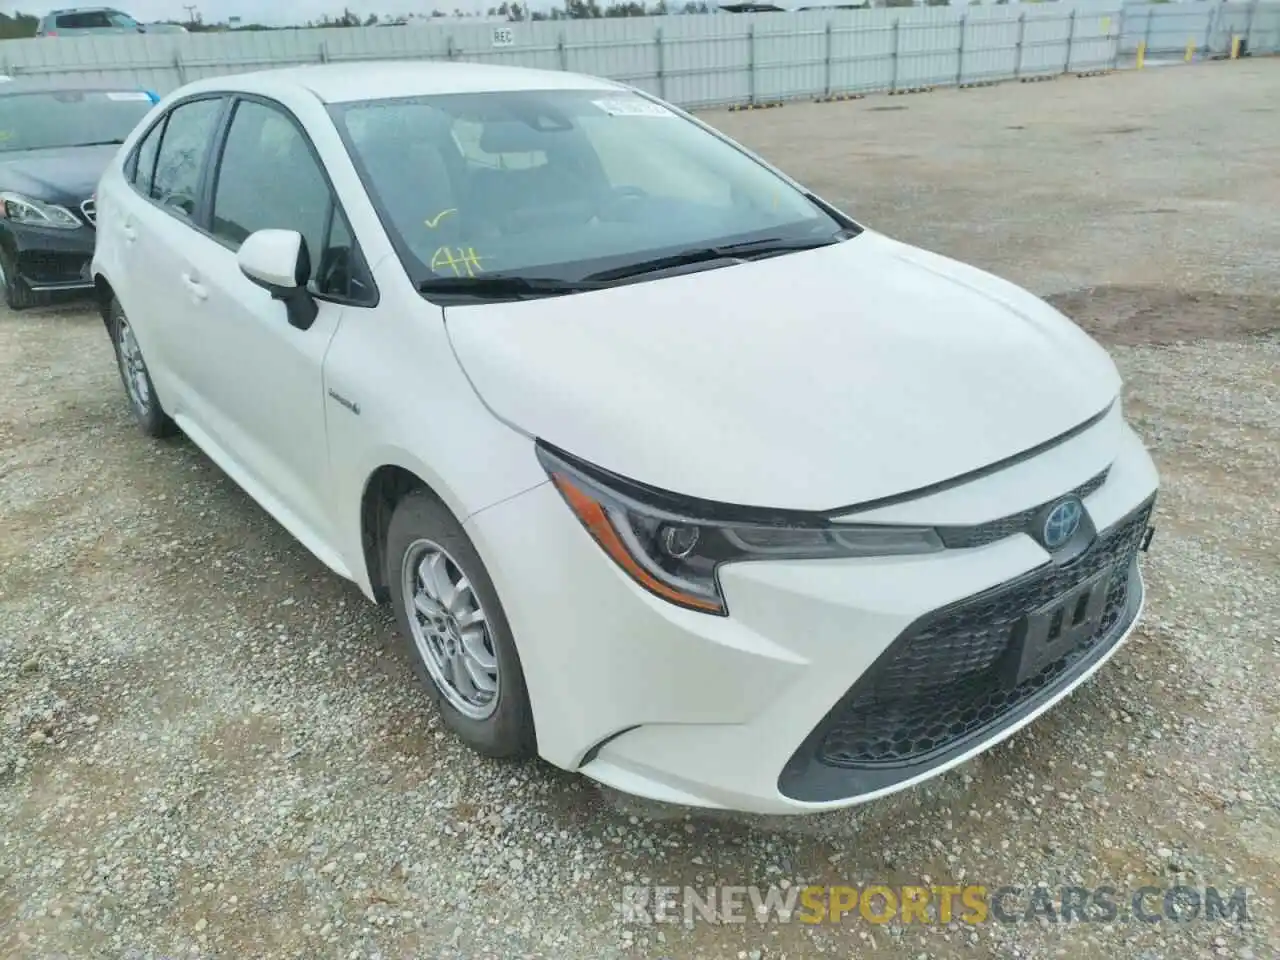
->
[464,414,1160,815]
[2,221,97,291]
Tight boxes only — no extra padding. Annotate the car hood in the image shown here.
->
[0,144,117,204]
[445,231,1121,511]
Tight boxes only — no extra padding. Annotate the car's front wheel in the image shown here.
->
[108,298,175,438]
[0,247,40,311]
[386,490,536,759]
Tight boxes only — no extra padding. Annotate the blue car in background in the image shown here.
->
[0,78,159,309]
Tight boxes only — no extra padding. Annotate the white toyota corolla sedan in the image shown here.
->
[91,61,1159,815]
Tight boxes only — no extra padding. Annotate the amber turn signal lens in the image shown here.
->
[550,472,724,614]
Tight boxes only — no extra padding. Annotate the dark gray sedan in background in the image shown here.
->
[0,77,158,309]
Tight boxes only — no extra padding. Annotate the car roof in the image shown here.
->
[177,61,624,106]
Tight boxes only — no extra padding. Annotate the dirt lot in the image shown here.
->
[2,60,1277,960]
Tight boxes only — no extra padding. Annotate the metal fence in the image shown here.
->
[0,2,1275,110]
[1120,0,1279,56]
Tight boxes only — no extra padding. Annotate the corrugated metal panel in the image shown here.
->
[960,9,1023,84]
[1,3,1274,111]
[1019,7,1073,76]
[1255,3,1280,49]
[1117,0,1279,57]
[1066,8,1119,71]
[753,11,829,102]
[1214,0,1279,53]
[563,18,662,90]
[1120,1,1215,55]
[828,10,895,95]
[662,14,753,108]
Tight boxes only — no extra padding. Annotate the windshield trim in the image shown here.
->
[327,87,863,303]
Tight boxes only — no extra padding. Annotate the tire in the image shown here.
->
[386,490,536,759]
[0,246,40,311]
[108,297,176,438]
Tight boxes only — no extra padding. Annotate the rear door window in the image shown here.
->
[149,97,223,220]
[131,118,166,193]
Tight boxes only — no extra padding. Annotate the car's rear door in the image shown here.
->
[116,95,228,418]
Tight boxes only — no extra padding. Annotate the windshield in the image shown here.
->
[0,90,153,153]
[330,88,854,293]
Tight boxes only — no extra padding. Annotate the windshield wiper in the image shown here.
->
[417,274,609,301]
[64,138,127,148]
[582,233,850,283]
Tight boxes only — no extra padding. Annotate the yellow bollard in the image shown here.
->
[1185,38,1195,61]
[1230,35,1241,59]
[1136,41,1146,69]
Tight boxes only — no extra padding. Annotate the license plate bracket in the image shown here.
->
[1004,566,1114,688]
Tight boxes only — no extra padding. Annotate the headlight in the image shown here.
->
[0,191,82,229]
[537,443,944,616]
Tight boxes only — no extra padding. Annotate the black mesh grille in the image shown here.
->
[814,499,1152,769]
[936,468,1109,550]
[18,250,91,285]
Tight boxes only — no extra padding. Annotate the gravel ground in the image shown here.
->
[2,60,1278,960]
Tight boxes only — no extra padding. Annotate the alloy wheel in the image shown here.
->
[115,317,152,414]
[400,538,500,720]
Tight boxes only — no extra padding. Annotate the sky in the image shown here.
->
[9,1,502,24]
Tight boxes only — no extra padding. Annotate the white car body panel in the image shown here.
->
[319,254,552,594]
[446,230,1121,510]
[465,421,1157,813]
[90,61,1160,815]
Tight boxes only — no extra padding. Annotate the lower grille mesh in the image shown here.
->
[815,500,1152,768]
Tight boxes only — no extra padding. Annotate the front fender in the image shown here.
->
[338,437,545,603]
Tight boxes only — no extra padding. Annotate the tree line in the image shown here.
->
[0,12,39,39]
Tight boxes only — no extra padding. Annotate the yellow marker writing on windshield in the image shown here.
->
[431,246,485,278]
[0,131,11,142]
[425,208,457,229]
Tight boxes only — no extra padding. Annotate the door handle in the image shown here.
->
[181,272,208,301]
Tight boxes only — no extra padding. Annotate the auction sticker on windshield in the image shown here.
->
[591,96,674,118]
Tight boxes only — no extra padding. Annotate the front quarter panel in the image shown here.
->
[279,87,551,595]
[321,257,549,598]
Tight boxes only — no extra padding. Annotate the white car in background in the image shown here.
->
[90,62,1159,815]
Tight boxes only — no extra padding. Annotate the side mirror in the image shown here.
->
[238,229,319,330]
